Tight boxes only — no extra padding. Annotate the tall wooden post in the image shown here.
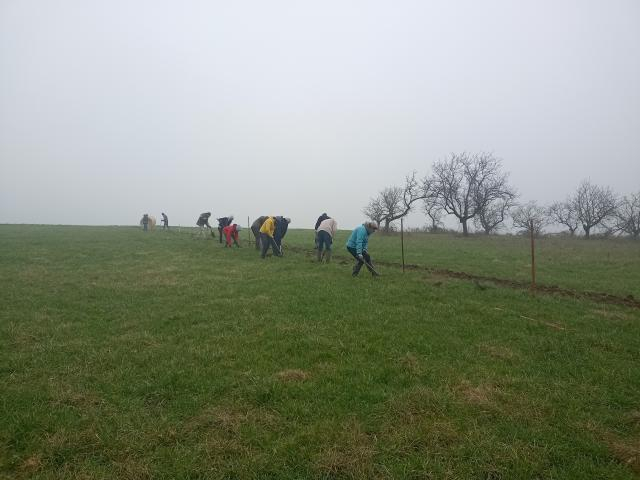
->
[530,219,536,291]
[401,218,405,273]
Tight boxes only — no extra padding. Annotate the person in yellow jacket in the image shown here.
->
[259,216,282,258]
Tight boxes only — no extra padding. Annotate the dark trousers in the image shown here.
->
[260,233,280,258]
[218,227,224,243]
[347,247,373,276]
[252,226,261,249]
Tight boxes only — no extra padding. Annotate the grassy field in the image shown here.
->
[1,225,639,479]
[283,229,640,300]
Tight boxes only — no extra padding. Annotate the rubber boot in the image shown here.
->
[352,261,363,277]
[325,250,331,264]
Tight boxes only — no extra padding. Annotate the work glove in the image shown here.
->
[357,254,364,261]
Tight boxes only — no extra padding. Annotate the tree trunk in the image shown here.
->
[383,219,391,233]
[461,219,469,236]
[584,226,591,239]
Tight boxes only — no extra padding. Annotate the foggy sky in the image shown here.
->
[1,0,639,230]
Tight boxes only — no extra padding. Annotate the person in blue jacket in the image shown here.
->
[346,221,379,277]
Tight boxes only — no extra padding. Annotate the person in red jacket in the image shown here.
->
[223,223,241,248]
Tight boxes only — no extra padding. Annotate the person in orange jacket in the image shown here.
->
[223,223,241,248]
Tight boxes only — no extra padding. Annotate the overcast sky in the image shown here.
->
[1,0,639,230]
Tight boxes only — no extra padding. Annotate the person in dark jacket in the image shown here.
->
[251,216,268,250]
[196,212,213,237]
[314,213,330,248]
[141,214,149,231]
[161,213,169,229]
[274,217,291,254]
[217,216,234,243]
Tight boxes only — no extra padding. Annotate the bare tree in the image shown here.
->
[615,192,640,239]
[548,200,579,236]
[430,152,516,236]
[362,195,386,228]
[378,186,404,232]
[512,201,549,237]
[363,172,428,233]
[474,197,516,235]
[571,180,618,239]
[423,199,444,231]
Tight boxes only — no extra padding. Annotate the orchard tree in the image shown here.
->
[362,195,386,228]
[548,200,579,236]
[512,201,549,237]
[571,180,618,238]
[363,172,427,233]
[423,199,445,232]
[474,197,516,235]
[615,192,640,239]
[429,152,516,236]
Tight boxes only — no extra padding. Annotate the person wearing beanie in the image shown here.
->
[346,221,379,276]
[217,215,234,243]
[316,217,337,263]
[314,213,330,248]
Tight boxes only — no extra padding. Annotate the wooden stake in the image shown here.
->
[530,219,536,291]
[401,218,405,273]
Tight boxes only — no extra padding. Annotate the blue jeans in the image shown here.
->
[317,230,332,252]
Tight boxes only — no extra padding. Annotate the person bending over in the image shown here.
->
[251,216,268,250]
[217,216,234,243]
[223,223,241,248]
[317,217,337,263]
[259,216,281,258]
[196,212,213,236]
[273,216,291,255]
[314,212,330,248]
[346,221,379,276]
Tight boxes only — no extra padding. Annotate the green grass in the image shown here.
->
[1,225,639,479]
[284,229,640,299]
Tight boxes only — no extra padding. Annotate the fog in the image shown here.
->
[1,0,639,230]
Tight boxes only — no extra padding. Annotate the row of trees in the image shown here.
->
[363,152,640,239]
